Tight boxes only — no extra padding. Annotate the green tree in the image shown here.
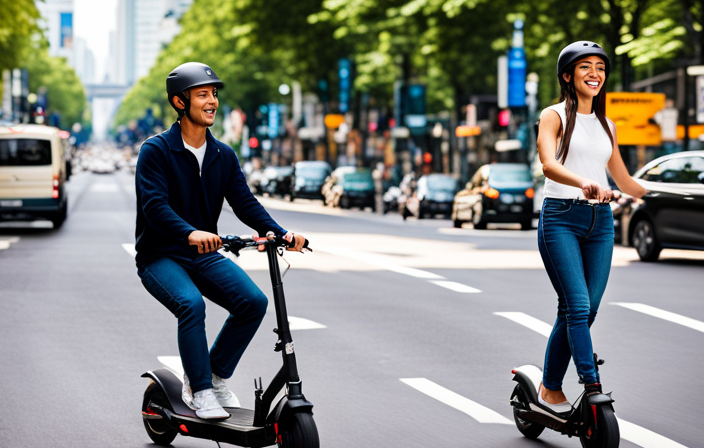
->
[25,44,89,129]
[0,0,42,73]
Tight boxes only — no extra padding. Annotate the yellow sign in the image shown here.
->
[455,125,481,137]
[324,114,346,129]
[605,92,665,146]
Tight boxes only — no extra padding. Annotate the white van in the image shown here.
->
[0,124,69,228]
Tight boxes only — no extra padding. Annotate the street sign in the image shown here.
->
[605,92,666,146]
[324,114,345,129]
[455,125,481,137]
[497,56,508,109]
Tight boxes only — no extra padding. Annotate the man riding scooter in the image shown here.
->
[134,62,306,420]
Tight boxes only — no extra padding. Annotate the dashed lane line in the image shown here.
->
[429,280,482,293]
[123,243,326,330]
[400,378,512,424]
[611,302,704,334]
[315,244,482,293]
[493,312,552,337]
[495,311,689,448]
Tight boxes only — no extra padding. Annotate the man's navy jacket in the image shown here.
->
[134,121,285,267]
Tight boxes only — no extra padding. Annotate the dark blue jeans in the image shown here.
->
[538,198,614,390]
[138,253,268,393]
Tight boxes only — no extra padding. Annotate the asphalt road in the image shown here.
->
[1,170,702,448]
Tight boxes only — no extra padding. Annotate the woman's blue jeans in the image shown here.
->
[538,198,614,390]
[138,253,268,393]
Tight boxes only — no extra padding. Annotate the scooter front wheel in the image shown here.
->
[580,405,620,448]
[510,384,545,439]
[142,381,178,446]
[278,412,320,448]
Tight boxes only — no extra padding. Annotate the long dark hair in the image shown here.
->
[556,60,614,164]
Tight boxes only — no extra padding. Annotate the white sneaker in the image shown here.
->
[212,374,241,408]
[182,374,194,410]
[192,389,230,420]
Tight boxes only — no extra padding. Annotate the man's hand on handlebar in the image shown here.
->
[284,232,307,252]
[189,230,222,254]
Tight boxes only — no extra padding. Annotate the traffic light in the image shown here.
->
[498,109,511,127]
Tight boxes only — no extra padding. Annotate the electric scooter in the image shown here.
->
[140,233,319,448]
[509,354,620,447]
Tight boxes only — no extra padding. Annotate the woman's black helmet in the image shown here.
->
[166,62,224,118]
[557,41,610,79]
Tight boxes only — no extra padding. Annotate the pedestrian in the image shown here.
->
[535,41,647,413]
[134,62,306,420]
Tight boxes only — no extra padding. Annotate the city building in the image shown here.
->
[35,0,75,64]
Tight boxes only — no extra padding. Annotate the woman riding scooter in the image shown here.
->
[535,41,647,412]
[134,62,306,420]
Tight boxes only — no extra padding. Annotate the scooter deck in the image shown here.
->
[143,369,275,446]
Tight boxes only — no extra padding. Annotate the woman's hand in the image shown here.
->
[188,230,222,254]
[581,180,612,203]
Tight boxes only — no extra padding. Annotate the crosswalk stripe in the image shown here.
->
[611,302,704,334]
[401,378,512,424]
[497,311,689,448]
[494,312,552,337]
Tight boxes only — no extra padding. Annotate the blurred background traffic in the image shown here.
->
[2,0,704,258]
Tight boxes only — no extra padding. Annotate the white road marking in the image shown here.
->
[498,312,689,448]
[122,243,136,257]
[430,280,482,293]
[90,183,120,192]
[494,312,552,337]
[400,378,512,424]
[158,356,184,377]
[617,418,688,448]
[0,236,20,249]
[611,302,704,334]
[287,316,327,330]
[316,244,444,279]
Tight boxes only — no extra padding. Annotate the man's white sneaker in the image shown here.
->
[192,389,230,420]
[212,374,241,408]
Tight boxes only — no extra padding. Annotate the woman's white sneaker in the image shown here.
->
[212,374,241,408]
[538,384,573,414]
[192,389,230,420]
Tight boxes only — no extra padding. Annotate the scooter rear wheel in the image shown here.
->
[511,384,545,439]
[142,381,178,446]
[580,405,620,448]
[278,412,320,448]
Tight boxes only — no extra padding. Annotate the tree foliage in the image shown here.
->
[0,0,42,73]
[116,0,704,128]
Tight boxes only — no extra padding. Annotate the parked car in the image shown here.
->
[0,124,69,228]
[620,150,704,261]
[260,166,293,197]
[416,174,458,219]
[289,161,331,201]
[452,163,534,230]
[323,167,375,210]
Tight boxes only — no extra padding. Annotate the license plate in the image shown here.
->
[0,200,22,207]
[510,205,523,213]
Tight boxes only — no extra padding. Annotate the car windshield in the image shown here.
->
[427,176,457,191]
[296,166,329,179]
[0,139,52,166]
[342,170,373,186]
[640,156,704,184]
[489,165,532,183]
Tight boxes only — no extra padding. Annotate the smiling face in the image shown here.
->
[173,85,219,126]
[562,55,606,103]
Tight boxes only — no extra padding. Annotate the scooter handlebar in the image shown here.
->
[220,233,310,254]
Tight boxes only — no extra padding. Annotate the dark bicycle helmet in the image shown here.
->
[166,62,224,118]
[557,41,610,79]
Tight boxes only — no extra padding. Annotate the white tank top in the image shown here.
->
[542,101,614,199]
